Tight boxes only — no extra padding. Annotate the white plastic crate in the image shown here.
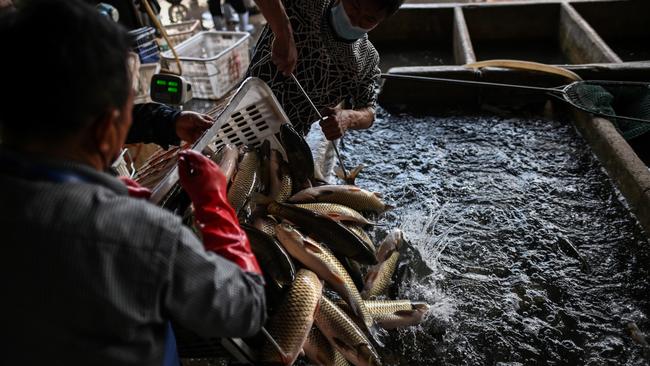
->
[164,20,201,47]
[161,31,251,100]
[149,77,290,203]
[134,62,161,104]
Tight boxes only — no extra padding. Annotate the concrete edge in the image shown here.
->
[572,112,650,235]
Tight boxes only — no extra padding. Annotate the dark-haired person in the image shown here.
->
[0,1,265,365]
[248,0,403,140]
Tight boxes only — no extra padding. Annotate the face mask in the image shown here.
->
[330,1,372,41]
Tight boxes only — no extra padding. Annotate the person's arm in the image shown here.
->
[128,103,214,148]
[128,103,181,148]
[319,106,375,140]
[254,0,297,75]
[164,227,267,338]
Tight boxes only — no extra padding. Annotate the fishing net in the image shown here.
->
[565,81,650,140]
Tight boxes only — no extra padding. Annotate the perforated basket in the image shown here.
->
[164,20,201,47]
[161,31,250,100]
[149,77,290,204]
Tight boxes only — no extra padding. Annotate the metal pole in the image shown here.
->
[290,73,349,180]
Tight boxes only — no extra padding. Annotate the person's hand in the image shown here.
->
[118,176,152,199]
[320,106,351,140]
[177,150,227,207]
[271,31,298,76]
[177,150,262,275]
[175,111,214,143]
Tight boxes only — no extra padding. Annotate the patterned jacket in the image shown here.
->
[247,0,381,135]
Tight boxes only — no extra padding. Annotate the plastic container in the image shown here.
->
[129,27,160,64]
[164,20,201,47]
[134,62,161,104]
[149,77,290,204]
[161,31,251,100]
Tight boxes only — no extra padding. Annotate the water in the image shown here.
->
[336,110,650,365]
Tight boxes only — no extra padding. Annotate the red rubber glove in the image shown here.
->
[118,176,152,199]
[177,150,262,275]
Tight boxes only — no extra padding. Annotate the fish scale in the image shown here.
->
[362,251,399,299]
[295,203,374,226]
[261,269,323,365]
[304,327,350,366]
[314,297,382,366]
[289,185,391,214]
[346,225,374,249]
[227,149,259,215]
[275,224,374,330]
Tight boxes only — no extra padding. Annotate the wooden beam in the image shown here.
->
[558,2,622,64]
[571,112,650,236]
[453,7,475,65]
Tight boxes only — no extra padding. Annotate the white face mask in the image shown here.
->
[330,1,373,41]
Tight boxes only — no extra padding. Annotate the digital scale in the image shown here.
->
[150,73,193,106]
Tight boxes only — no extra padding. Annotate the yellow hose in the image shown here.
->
[465,59,582,82]
[141,0,183,75]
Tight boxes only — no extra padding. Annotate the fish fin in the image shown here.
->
[303,238,324,254]
[327,213,344,221]
[384,204,395,211]
[347,187,362,192]
[373,192,383,198]
[334,166,346,180]
[363,270,379,290]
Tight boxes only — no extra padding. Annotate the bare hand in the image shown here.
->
[175,111,214,143]
[320,107,351,140]
[272,32,298,76]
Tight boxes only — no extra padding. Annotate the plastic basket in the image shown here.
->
[149,77,290,204]
[161,31,251,100]
[164,20,201,47]
[134,62,161,104]
[129,27,160,64]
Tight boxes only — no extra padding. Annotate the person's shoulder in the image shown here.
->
[90,187,184,250]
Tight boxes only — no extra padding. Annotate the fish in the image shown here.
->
[269,149,293,202]
[337,300,430,330]
[304,326,350,366]
[362,230,403,299]
[280,123,314,192]
[335,164,365,185]
[340,256,365,292]
[257,140,272,195]
[211,144,239,184]
[294,203,375,227]
[257,197,377,265]
[241,224,296,291]
[314,297,382,366]
[261,269,323,365]
[253,215,279,237]
[346,225,374,249]
[363,300,429,330]
[289,185,392,214]
[227,147,259,215]
[275,223,374,330]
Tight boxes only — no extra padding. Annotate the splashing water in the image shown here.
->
[326,110,650,365]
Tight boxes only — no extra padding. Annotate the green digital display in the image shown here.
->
[168,81,179,87]
[168,87,178,93]
[156,80,167,86]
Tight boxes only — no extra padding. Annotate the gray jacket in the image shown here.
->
[0,150,266,365]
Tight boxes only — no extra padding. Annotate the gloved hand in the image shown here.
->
[118,176,152,199]
[177,150,262,275]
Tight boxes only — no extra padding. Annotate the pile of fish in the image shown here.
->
[188,124,430,366]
